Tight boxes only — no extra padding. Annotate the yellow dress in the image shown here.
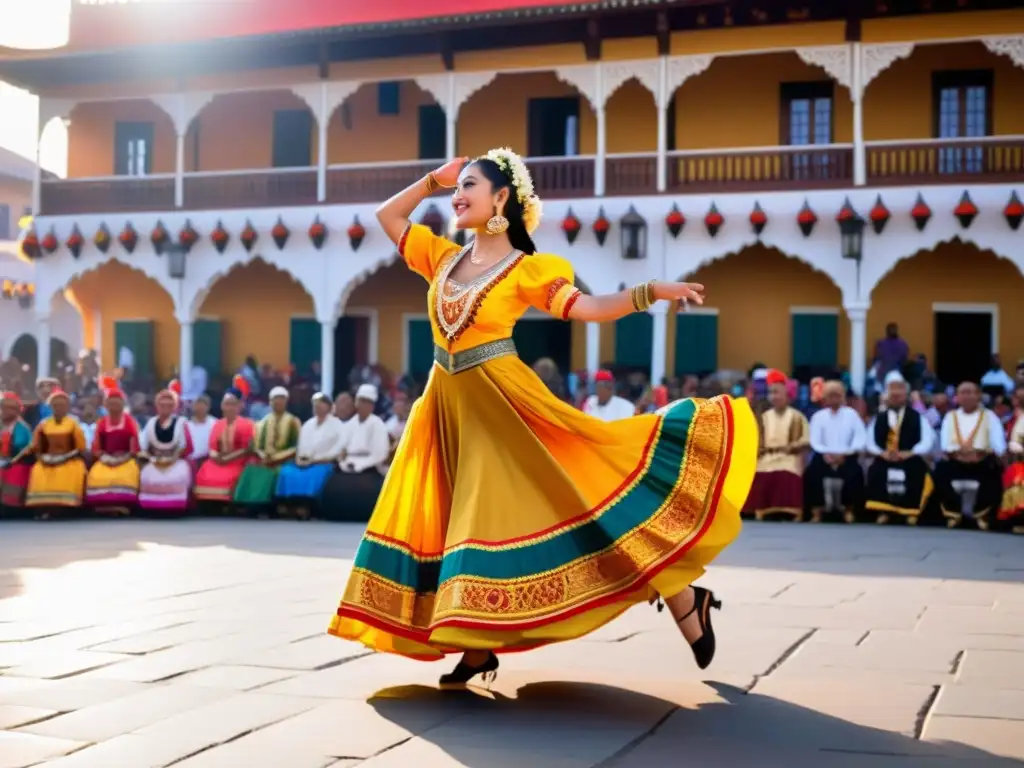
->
[327,223,757,661]
[26,416,88,507]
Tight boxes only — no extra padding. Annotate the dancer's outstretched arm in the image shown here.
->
[566,281,704,323]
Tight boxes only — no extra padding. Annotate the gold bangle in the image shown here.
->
[424,174,440,195]
[629,282,652,313]
[645,279,656,307]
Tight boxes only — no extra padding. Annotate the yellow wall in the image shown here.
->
[68,99,177,178]
[197,259,314,371]
[347,259,427,375]
[868,242,1024,367]
[69,261,179,374]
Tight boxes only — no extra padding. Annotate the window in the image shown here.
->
[675,312,718,376]
[378,82,401,115]
[780,82,833,181]
[615,312,653,373]
[0,204,10,240]
[114,121,154,176]
[933,70,992,175]
[527,97,581,157]
[272,110,313,168]
[791,311,838,373]
[418,104,446,160]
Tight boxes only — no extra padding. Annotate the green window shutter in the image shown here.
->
[614,312,653,370]
[289,318,321,378]
[407,318,435,378]
[791,313,838,370]
[113,320,154,377]
[675,313,718,376]
[192,319,223,378]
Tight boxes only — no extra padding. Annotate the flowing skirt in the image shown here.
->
[328,354,756,661]
[194,459,249,502]
[320,469,384,522]
[998,461,1024,529]
[276,462,334,499]
[743,470,803,520]
[86,459,141,507]
[234,465,280,506]
[0,462,31,508]
[139,460,192,512]
[26,459,87,508]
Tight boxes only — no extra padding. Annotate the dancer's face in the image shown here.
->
[452,162,510,231]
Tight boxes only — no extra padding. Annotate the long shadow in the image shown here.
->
[366,680,1021,766]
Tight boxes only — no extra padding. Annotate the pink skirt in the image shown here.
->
[139,460,192,512]
[194,459,247,502]
[0,463,31,508]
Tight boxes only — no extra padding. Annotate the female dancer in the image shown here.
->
[328,148,757,685]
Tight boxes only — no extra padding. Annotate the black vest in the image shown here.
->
[874,407,922,452]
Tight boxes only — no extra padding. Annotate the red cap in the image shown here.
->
[595,369,614,383]
[103,388,126,401]
[1,391,21,408]
[765,369,787,386]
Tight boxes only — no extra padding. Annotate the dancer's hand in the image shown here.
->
[432,157,469,188]
[653,281,705,306]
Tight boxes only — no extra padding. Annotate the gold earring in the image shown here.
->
[486,205,509,235]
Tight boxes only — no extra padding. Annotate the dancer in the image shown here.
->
[327,148,757,685]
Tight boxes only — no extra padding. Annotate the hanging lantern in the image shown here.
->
[20,228,40,260]
[347,216,366,251]
[119,223,138,254]
[271,217,290,250]
[66,224,85,259]
[308,216,327,250]
[620,206,647,260]
[911,194,931,232]
[954,191,978,229]
[40,228,59,255]
[178,220,199,252]
[838,206,865,262]
[150,220,169,251]
[211,220,230,254]
[420,204,445,236]
[797,199,817,237]
[869,195,890,235]
[749,202,767,236]
[562,208,582,244]
[704,203,724,238]
[665,205,685,239]
[240,220,258,253]
[94,223,112,254]
[1004,191,1024,232]
[593,207,611,246]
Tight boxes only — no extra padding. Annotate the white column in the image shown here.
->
[585,322,601,374]
[594,64,606,196]
[92,308,103,361]
[656,55,668,192]
[445,73,457,159]
[32,118,43,215]
[649,305,668,386]
[845,303,869,395]
[174,132,185,207]
[320,319,335,396]
[179,320,193,386]
[317,82,329,202]
[852,43,866,186]
[37,316,51,379]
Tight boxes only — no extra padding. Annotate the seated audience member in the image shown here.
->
[935,382,1006,529]
[0,391,33,514]
[864,371,936,525]
[85,388,142,514]
[997,384,1024,532]
[804,380,866,523]
[25,389,88,519]
[583,370,635,421]
[744,370,809,521]
[234,387,300,514]
[385,390,411,459]
[276,392,347,519]
[334,392,355,423]
[138,390,194,515]
[185,395,214,472]
[193,388,255,509]
[320,384,390,522]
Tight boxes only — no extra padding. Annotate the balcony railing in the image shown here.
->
[35,135,1024,216]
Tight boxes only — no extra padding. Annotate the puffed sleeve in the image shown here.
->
[517,253,581,320]
[398,223,461,282]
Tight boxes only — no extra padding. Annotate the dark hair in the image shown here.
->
[470,158,537,255]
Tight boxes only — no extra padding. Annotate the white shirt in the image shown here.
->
[980,368,1016,394]
[809,406,866,455]
[185,417,214,460]
[79,421,97,449]
[940,408,1006,455]
[866,407,935,456]
[584,394,635,422]
[385,415,407,443]
[297,414,347,461]
[339,413,390,473]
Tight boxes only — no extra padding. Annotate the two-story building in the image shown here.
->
[3,0,1023,395]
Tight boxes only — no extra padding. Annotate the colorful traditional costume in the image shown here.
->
[276,395,346,502]
[745,398,810,521]
[234,390,300,506]
[935,407,1006,528]
[138,396,194,513]
[0,392,33,510]
[328,223,756,660]
[26,391,88,509]
[194,413,255,502]
[998,409,1024,531]
[85,391,142,510]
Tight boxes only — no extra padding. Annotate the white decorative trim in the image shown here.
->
[796,45,853,91]
[860,43,915,92]
[344,306,380,365]
[600,59,660,105]
[187,254,313,322]
[454,71,499,113]
[414,74,452,111]
[401,311,430,374]
[554,64,599,108]
[665,54,715,96]
[288,84,323,120]
[38,98,77,134]
[324,81,362,117]
[932,302,999,352]
[790,306,841,315]
[983,35,1024,70]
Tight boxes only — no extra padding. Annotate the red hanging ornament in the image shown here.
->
[869,195,890,235]
[911,194,931,232]
[150,220,169,250]
[954,191,977,229]
[94,223,112,254]
[271,217,290,250]
[240,220,258,253]
[749,202,767,236]
[178,219,199,251]
[704,203,724,237]
[797,199,817,237]
[347,216,366,251]
[119,223,138,254]
[41,227,59,255]
[66,224,85,259]
[21,228,40,260]
[593,207,610,246]
[308,216,327,250]
[836,197,859,226]
[1004,191,1024,232]
[562,208,582,244]
[211,220,230,254]
[665,205,685,239]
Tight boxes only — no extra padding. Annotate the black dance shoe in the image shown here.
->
[678,586,722,670]
[439,652,499,687]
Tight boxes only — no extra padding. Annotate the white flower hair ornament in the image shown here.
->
[484,146,543,234]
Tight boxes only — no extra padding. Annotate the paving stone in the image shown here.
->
[5,650,130,679]
[0,676,150,711]
[0,704,59,729]
[172,664,297,691]
[933,685,1024,720]
[0,731,87,768]
[924,715,1024,760]
[227,634,370,671]
[955,649,1024,689]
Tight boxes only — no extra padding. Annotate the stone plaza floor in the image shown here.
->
[0,519,1022,767]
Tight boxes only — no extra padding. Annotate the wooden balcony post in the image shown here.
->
[595,63,606,196]
[852,43,866,187]
[446,73,457,159]
[656,56,668,193]
[174,132,185,207]
[318,82,329,202]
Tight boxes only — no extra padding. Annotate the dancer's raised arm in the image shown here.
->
[376,157,469,245]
